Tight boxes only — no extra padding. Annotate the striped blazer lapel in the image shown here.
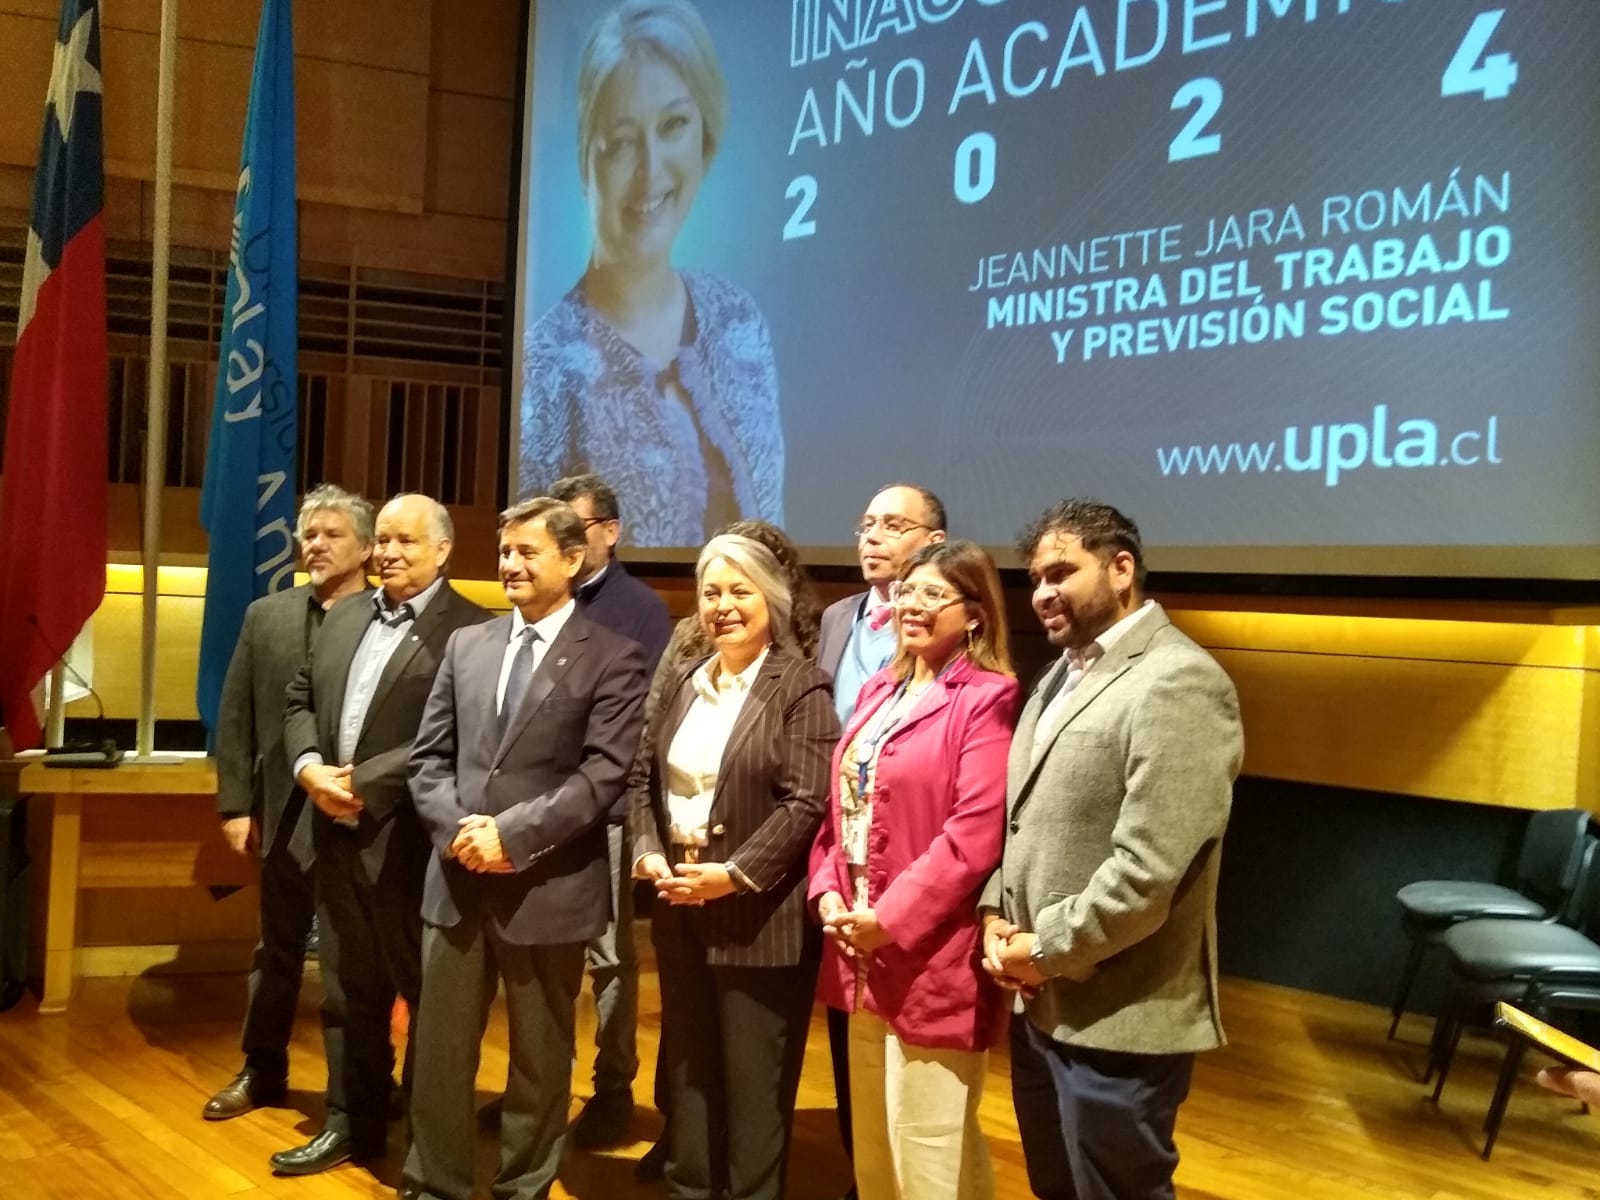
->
[716,653,786,783]
[653,658,703,784]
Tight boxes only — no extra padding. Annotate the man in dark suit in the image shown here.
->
[272,492,491,1176]
[549,473,671,1148]
[203,484,374,1121]
[402,496,647,1200]
[980,499,1243,1200]
[814,480,945,1196]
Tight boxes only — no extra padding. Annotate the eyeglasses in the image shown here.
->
[854,515,932,540]
[888,581,967,610]
[580,516,615,530]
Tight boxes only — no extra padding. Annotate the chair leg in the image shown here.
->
[1430,1011,1465,1104]
[1423,991,1457,1084]
[1481,1037,1526,1160]
[1389,939,1428,1040]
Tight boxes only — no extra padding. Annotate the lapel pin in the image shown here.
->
[556,657,568,668]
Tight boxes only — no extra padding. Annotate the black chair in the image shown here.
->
[1389,807,1591,1039]
[1424,837,1600,1158]
[1478,981,1600,1158]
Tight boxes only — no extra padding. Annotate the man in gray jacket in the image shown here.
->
[981,499,1243,1200]
[204,484,373,1120]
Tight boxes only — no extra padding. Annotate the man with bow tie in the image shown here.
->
[814,481,946,1200]
[402,496,647,1200]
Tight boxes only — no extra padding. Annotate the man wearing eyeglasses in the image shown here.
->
[546,473,672,1150]
[819,483,948,725]
[815,481,946,1200]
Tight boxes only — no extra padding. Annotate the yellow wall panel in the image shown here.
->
[1218,647,1585,810]
[1170,608,1589,671]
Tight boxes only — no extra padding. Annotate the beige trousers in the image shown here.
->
[848,1009,995,1200]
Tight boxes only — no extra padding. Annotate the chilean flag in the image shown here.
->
[0,0,107,751]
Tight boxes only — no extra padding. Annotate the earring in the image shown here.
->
[965,625,977,652]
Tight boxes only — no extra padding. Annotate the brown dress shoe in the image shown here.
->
[203,1068,287,1121]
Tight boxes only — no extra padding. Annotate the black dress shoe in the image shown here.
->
[269,1129,368,1176]
[571,1088,634,1149]
[203,1068,286,1121]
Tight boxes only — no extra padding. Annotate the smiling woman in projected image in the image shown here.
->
[521,0,783,548]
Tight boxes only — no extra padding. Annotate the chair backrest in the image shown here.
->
[1560,837,1600,936]
[1516,808,1592,912]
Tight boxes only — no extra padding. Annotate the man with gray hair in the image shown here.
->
[204,483,374,1122]
[404,496,647,1200]
[273,492,491,1176]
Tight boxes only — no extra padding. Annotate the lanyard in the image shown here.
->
[853,657,959,798]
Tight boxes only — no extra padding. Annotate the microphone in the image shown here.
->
[27,614,122,766]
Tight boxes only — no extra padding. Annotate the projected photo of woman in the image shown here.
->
[521,0,784,547]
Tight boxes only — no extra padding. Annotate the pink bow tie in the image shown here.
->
[868,604,894,631]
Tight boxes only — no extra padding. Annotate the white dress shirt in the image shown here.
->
[1032,599,1155,761]
[663,648,768,848]
[496,599,575,716]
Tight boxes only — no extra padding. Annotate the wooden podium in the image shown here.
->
[15,758,249,1013]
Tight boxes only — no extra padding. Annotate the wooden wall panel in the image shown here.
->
[432,0,520,100]
[296,58,430,214]
[427,90,512,220]
[298,203,506,279]
[104,0,432,71]
[2,1,484,231]
[0,13,55,168]
[1,1,517,272]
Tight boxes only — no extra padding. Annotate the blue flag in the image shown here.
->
[197,0,298,734]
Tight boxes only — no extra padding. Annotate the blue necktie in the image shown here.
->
[500,626,539,730]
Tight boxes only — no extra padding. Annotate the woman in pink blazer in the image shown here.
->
[809,539,1020,1200]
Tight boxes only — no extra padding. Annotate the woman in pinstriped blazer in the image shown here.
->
[627,533,839,1200]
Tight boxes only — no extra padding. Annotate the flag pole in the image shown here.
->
[136,0,178,759]
[45,662,66,747]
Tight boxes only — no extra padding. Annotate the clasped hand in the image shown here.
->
[982,917,1047,997]
[816,892,892,957]
[449,814,513,873]
[635,852,735,906]
[299,762,363,820]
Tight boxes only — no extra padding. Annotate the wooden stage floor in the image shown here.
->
[0,966,1596,1198]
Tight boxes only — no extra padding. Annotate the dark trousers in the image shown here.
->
[315,837,422,1152]
[826,1005,854,1161]
[240,835,316,1081]
[584,823,639,1095]
[659,952,816,1200]
[1009,1014,1194,1200]
[403,921,585,1200]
